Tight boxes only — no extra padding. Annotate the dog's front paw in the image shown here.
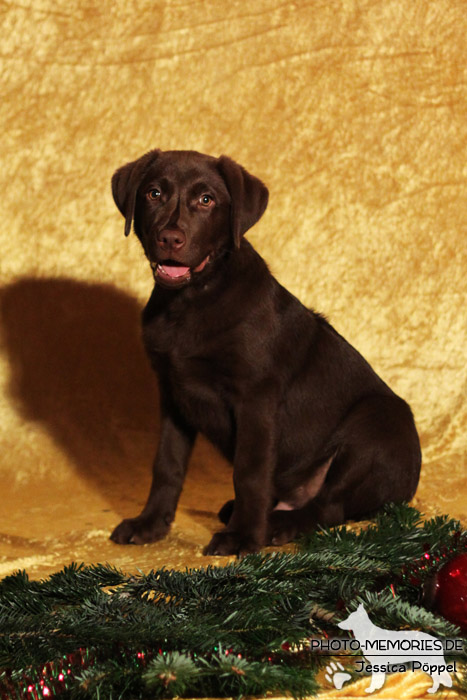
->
[203,531,260,557]
[110,515,170,545]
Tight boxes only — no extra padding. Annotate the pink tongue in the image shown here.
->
[162,264,190,278]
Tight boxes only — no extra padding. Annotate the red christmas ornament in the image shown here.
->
[433,552,467,630]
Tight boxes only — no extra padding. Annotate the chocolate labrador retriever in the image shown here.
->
[110,149,421,556]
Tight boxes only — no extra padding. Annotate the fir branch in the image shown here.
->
[0,504,466,699]
[350,589,461,638]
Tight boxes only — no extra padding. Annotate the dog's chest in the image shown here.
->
[143,315,239,443]
[169,354,237,456]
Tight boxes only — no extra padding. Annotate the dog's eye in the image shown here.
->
[147,189,161,200]
[198,194,214,207]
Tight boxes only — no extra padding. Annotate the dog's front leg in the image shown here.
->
[204,393,276,556]
[110,409,196,544]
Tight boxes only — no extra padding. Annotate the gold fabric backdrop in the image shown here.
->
[1,1,466,697]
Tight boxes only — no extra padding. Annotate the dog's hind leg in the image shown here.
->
[366,672,386,693]
[319,394,421,522]
[267,498,344,545]
[426,667,452,693]
[268,394,421,545]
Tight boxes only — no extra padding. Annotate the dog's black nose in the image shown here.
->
[157,228,186,252]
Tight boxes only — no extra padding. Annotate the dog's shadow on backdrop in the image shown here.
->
[1,277,164,514]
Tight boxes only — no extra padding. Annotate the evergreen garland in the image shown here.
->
[0,504,466,699]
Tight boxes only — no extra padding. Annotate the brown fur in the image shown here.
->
[110,149,421,556]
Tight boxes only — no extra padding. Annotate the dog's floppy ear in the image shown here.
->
[217,155,269,248]
[111,149,161,237]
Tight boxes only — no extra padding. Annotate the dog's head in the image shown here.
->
[111,149,269,289]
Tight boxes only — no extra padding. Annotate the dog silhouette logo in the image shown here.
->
[337,604,453,694]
